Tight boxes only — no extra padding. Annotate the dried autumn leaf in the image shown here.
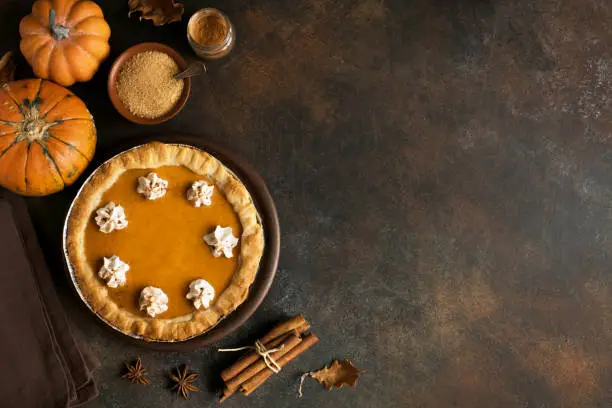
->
[128,0,184,26]
[311,360,364,390]
[0,52,15,86]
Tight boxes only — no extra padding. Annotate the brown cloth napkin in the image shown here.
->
[0,190,98,408]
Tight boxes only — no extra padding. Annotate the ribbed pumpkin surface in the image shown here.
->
[19,0,111,86]
[0,78,96,196]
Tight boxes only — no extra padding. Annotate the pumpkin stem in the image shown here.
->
[20,118,50,142]
[18,108,52,142]
[49,9,70,41]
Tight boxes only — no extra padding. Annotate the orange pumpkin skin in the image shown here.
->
[0,79,96,196]
[19,0,111,87]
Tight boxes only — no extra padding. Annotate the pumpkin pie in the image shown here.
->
[65,142,264,341]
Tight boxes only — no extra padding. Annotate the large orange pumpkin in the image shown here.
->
[19,0,111,87]
[0,79,96,196]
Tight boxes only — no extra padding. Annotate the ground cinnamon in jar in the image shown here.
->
[187,8,235,60]
[190,13,228,46]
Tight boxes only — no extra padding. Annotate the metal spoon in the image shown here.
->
[174,62,207,80]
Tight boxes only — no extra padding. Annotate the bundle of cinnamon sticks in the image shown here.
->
[220,315,318,401]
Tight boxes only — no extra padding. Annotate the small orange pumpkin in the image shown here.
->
[19,0,111,87]
[0,79,96,196]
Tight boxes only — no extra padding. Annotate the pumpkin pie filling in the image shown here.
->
[84,165,242,318]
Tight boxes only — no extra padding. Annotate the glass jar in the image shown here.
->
[187,8,235,60]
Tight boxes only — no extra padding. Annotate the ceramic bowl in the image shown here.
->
[107,43,191,125]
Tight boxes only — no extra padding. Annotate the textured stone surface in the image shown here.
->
[2,0,612,406]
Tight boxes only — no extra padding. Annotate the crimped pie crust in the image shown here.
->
[66,142,264,341]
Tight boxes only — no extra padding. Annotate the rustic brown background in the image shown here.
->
[2,0,612,407]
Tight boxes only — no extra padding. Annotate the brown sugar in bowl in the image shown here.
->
[108,43,191,125]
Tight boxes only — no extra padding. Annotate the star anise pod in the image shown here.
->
[122,358,150,385]
[170,365,200,399]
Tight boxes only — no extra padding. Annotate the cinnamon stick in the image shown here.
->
[220,315,309,382]
[220,331,294,384]
[220,333,304,402]
[226,333,303,392]
[241,333,319,396]
[260,314,309,344]
[220,387,233,403]
[220,332,304,402]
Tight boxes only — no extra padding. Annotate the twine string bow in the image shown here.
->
[218,340,284,373]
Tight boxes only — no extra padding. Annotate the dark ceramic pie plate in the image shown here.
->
[62,133,280,350]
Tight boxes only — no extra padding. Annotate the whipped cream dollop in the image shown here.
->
[137,172,168,200]
[186,279,215,310]
[186,180,214,207]
[95,202,128,233]
[139,286,169,318]
[98,255,129,288]
[203,226,239,258]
